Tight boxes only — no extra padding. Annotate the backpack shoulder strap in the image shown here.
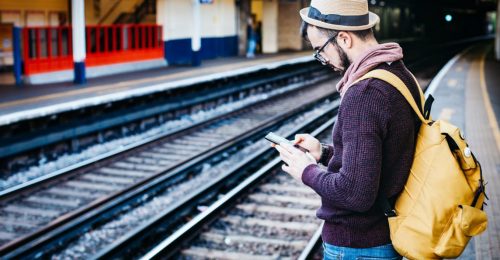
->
[407,71,426,112]
[353,69,429,124]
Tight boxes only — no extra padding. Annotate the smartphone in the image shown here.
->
[265,132,309,153]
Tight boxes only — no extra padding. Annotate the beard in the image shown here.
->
[329,44,351,76]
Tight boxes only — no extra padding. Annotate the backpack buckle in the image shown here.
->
[385,209,397,217]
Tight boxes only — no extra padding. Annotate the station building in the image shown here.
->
[0,0,309,84]
[0,0,497,85]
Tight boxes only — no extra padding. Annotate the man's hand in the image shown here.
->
[293,134,322,162]
[274,142,317,181]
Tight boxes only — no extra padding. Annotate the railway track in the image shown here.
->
[1,39,485,259]
[102,46,456,259]
[0,74,337,259]
[179,173,322,260]
[60,98,339,259]
[136,52,445,259]
[138,113,336,260]
[1,60,324,176]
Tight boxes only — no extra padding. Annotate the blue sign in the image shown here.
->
[200,0,213,3]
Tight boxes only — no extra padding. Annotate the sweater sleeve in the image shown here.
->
[301,82,390,213]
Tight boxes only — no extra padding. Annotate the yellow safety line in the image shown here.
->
[0,54,306,109]
[479,47,500,152]
[0,63,239,109]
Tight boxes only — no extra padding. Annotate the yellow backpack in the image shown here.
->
[355,69,488,259]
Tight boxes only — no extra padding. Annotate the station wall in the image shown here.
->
[0,0,150,26]
[157,0,238,65]
[85,0,143,25]
[251,1,263,22]
[278,1,302,51]
[0,0,69,67]
[251,0,304,53]
[0,0,68,26]
[262,0,278,53]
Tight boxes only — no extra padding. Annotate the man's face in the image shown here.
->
[307,26,351,75]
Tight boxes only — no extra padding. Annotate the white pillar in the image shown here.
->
[157,0,168,62]
[192,0,202,66]
[496,0,500,61]
[262,0,278,53]
[72,0,86,84]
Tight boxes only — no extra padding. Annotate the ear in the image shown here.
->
[337,31,353,49]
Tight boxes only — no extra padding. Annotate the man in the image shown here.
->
[273,0,422,259]
[246,15,257,58]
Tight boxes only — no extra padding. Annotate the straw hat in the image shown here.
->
[300,0,380,31]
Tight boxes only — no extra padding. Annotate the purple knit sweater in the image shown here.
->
[302,60,422,248]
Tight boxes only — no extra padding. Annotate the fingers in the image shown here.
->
[279,142,299,154]
[275,145,295,167]
[282,163,291,173]
[305,152,317,163]
[275,145,292,159]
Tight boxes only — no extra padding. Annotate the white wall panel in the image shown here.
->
[159,0,193,41]
[200,2,218,37]
[157,0,236,41]
[217,0,237,37]
[262,0,278,53]
[201,0,236,37]
[0,12,21,26]
[26,12,46,26]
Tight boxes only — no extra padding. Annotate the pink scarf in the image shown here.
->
[336,42,403,97]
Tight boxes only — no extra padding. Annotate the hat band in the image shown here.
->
[308,6,369,27]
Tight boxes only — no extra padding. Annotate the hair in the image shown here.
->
[300,21,374,42]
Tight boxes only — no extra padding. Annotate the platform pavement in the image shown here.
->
[0,51,310,123]
[428,42,500,259]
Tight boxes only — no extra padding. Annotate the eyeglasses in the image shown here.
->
[313,34,338,65]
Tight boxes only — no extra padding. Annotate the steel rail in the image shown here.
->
[135,43,469,259]
[0,71,330,202]
[93,100,340,259]
[0,61,322,166]
[139,114,337,260]
[0,38,484,258]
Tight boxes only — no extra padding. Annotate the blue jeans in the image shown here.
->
[246,39,256,58]
[323,242,402,260]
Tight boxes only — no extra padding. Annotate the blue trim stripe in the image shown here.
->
[192,50,201,67]
[74,61,87,84]
[164,36,238,65]
[165,39,192,65]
